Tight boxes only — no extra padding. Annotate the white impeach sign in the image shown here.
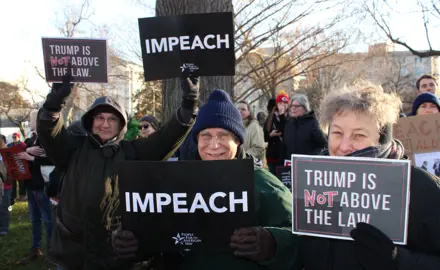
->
[138,12,235,81]
[291,154,411,245]
[118,159,256,252]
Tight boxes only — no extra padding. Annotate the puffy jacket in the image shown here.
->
[282,111,326,160]
[37,96,195,270]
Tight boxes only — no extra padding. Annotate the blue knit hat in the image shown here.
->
[192,90,245,144]
[412,92,440,115]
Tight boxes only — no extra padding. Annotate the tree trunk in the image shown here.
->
[155,0,234,122]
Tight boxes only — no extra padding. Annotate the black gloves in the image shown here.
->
[111,228,139,260]
[230,227,276,262]
[180,65,199,112]
[43,72,74,112]
[350,222,398,270]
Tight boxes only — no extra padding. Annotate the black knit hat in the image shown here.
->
[139,114,160,130]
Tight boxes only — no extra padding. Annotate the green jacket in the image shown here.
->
[37,97,194,270]
[175,151,301,270]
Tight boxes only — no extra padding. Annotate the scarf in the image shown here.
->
[321,139,405,160]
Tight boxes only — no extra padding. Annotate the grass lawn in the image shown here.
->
[0,201,57,270]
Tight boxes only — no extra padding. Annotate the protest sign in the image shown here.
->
[276,166,292,191]
[42,38,108,83]
[291,154,411,245]
[284,159,292,166]
[138,12,235,81]
[118,159,256,252]
[394,113,440,168]
[0,146,31,181]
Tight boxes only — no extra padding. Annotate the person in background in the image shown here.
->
[264,90,289,175]
[138,114,160,138]
[0,135,10,236]
[282,94,327,161]
[300,81,440,270]
[421,161,428,171]
[257,111,266,128]
[17,110,54,264]
[8,132,27,204]
[416,74,438,95]
[411,92,440,116]
[237,101,265,161]
[112,90,301,270]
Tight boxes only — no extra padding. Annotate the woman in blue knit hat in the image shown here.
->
[411,92,440,116]
[113,90,300,270]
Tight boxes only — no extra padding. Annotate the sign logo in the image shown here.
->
[172,232,202,246]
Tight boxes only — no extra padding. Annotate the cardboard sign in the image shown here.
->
[138,12,235,81]
[291,154,411,245]
[42,38,108,83]
[118,159,256,252]
[393,113,440,162]
[0,146,31,181]
[276,166,292,191]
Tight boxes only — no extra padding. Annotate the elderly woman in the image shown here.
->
[411,92,440,116]
[113,90,300,270]
[236,101,266,161]
[282,94,326,161]
[300,81,440,270]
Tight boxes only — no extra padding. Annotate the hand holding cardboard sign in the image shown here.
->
[230,227,276,262]
[350,222,398,270]
[44,68,75,112]
[111,227,139,260]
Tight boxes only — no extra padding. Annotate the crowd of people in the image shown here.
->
[0,67,440,270]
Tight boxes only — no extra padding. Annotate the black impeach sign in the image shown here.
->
[118,159,256,252]
[291,154,411,245]
[138,12,235,81]
[42,38,108,83]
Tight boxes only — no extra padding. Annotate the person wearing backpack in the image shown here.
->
[36,68,200,270]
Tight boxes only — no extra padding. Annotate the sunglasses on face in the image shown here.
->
[139,124,150,130]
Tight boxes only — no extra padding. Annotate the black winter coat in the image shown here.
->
[24,138,54,191]
[300,166,440,270]
[263,112,285,163]
[282,111,326,160]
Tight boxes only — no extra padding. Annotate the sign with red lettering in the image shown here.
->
[42,37,108,83]
[0,146,31,181]
[393,113,440,163]
[291,154,411,245]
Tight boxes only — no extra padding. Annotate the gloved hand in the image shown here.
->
[350,222,398,270]
[43,70,74,112]
[230,227,276,262]
[180,65,200,111]
[111,227,139,260]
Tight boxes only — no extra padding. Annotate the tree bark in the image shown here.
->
[155,0,234,122]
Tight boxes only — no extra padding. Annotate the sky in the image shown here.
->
[0,0,439,94]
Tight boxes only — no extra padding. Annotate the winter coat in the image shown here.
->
[264,113,285,164]
[37,97,194,270]
[300,166,440,270]
[168,148,301,270]
[282,111,326,160]
[24,138,54,191]
[243,119,266,161]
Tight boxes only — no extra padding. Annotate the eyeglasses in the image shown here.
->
[93,115,120,125]
[198,132,234,145]
[139,124,150,130]
[290,105,303,109]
